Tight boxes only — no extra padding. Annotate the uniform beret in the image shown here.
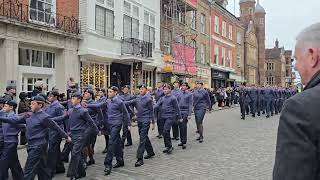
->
[5,100,17,108]
[31,95,46,102]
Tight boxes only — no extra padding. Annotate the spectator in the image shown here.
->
[18,92,30,145]
[31,81,45,97]
[66,77,76,99]
[3,86,16,101]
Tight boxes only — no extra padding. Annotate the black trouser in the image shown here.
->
[179,115,188,144]
[163,118,174,148]
[47,130,64,176]
[24,144,51,180]
[157,114,164,136]
[0,142,23,180]
[172,119,179,139]
[61,141,72,162]
[20,131,27,145]
[104,124,124,167]
[67,134,87,178]
[137,121,154,160]
[249,100,256,115]
[240,101,246,117]
[0,140,3,157]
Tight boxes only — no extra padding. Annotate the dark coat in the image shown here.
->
[273,71,320,180]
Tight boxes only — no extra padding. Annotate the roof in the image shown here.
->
[255,0,265,13]
[284,50,292,56]
[239,0,255,3]
[265,48,282,59]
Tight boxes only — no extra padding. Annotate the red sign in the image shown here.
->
[171,43,197,75]
[186,0,198,7]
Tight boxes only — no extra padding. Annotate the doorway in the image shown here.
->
[110,63,131,88]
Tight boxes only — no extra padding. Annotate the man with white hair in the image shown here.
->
[31,81,45,97]
[273,23,320,180]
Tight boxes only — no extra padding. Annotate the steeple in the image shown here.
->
[255,0,266,14]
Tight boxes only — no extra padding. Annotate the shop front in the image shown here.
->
[197,66,211,88]
[211,69,230,89]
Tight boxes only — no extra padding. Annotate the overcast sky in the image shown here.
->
[227,0,320,51]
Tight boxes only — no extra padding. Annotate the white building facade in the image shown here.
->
[79,0,161,90]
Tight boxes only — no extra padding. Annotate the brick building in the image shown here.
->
[284,50,295,87]
[265,39,286,87]
[0,0,80,95]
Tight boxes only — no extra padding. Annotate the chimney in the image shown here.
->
[275,39,279,48]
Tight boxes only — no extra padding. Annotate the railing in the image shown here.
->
[121,38,153,58]
[0,0,80,35]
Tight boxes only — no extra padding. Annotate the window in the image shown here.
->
[228,50,232,67]
[286,69,290,77]
[222,21,227,37]
[236,31,242,44]
[143,25,155,47]
[133,5,139,18]
[176,35,185,44]
[236,53,241,68]
[214,45,219,64]
[30,0,55,24]
[191,39,196,61]
[97,0,114,8]
[144,11,149,25]
[228,24,233,40]
[150,14,155,26]
[190,11,196,29]
[144,11,155,27]
[95,5,114,37]
[267,63,274,70]
[25,77,49,93]
[260,18,264,25]
[249,8,253,15]
[178,11,185,24]
[123,15,139,39]
[214,16,219,34]
[19,48,55,68]
[163,29,172,54]
[200,44,206,64]
[222,47,226,66]
[200,14,206,34]
[266,76,274,85]
[124,1,131,15]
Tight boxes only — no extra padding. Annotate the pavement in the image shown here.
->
[16,107,280,180]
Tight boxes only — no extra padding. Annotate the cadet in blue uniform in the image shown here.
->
[193,81,211,143]
[124,85,155,167]
[0,97,5,157]
[171,81,181,141]
[55,92,98,180]
[154,84,181,154]
[264,86,274,118]
[96,88,109,154]
[0,96,71,180]
[0,100,24,180]
[239,83,250,120]
[153,81,165,139]
[44,91,66,177]
[119,85,134,147]
[248,86,258,117]
[177,82,192,149]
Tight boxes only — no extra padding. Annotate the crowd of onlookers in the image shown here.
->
[205,86,240,110]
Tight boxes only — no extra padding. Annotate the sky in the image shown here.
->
[227,0,320,51]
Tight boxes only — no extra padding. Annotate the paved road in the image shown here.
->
[17,107,279,180]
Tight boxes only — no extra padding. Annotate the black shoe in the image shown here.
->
[125,143,132,147]
[166,147,173,154]
[102,148,108,154]
[135,160,144,167]
[241,116,245,120]
[262,112,265,115]
[271,113,274,116]
[113,161,124,168]
[196,130,199,134]
[257,113,261,116]
[275,112,278,115]
[70,178,76,180]
[144,153,155,159]
[246,113,249,115]
[178,143,183,146]
[199,137,203,143]
[163,148,169,153]
[266,115,270,118]
[87,159,95,166]
[252,114,255,117]
[196,137,201,141]
[76,172,86,179]
[104,167,112,176]
[62,158,69,163]
[55,167,65,174]
[175,137,180,141]
[171,137,175,140]
[156,135,163,139]
[182,145,186,149]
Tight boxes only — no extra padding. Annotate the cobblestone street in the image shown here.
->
[17,107,279,180]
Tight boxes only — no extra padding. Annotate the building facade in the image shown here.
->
[210,1,240,88]
[78,0,161,90]
[284,50,295,87]
[239,0,266,85]
[265,39,287,87]
[0,0,80,95]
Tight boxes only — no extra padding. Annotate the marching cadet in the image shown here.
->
[0,100,24,180]
[248,85,258,117]
[96,88,109,154]
[82,89,102,166]
[0,95,71,180]
[55,92,98,180]
[0,97,5,157]
[171,81,181,141]
[259,86,266,115]
[193,81,211,143]
[124,85,155,167]
[119,85,134,147]
[45,91,66,177]
[177,82,192,149]
[84,86,130,176]
[264,86,274,118]
[154,81,165,139]
[154,83,181,154]
[239,83,250,120]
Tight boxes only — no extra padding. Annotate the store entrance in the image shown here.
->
[110,63,131,88]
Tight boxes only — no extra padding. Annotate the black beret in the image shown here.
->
[5,100,17,108]
[0,97,6,103]
[71,92,83,99]
[173,81,180,85]
[181,82,190,88]
[138,84,147,89]
[123,85,130,89]
[6,86,16,91]
[31,95,46,103]
[196,80,204,85]
[84,89,95,96]
[163,83,173,90]
[109,86,119,92]
[48,91,60,97]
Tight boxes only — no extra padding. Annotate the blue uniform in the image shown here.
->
[177,90,193,144]
[0,109,68,180]
[264,88,275,117]
[154,88,165,137]
[119,93,135,146]
[44,100,66,176]
[0,111,24,180]
[248,87,258,116]
[155,94,181,149]
[171,88,181,139]
[125,94,155,160]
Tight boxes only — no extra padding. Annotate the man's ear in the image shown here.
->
[309,48,320,68]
